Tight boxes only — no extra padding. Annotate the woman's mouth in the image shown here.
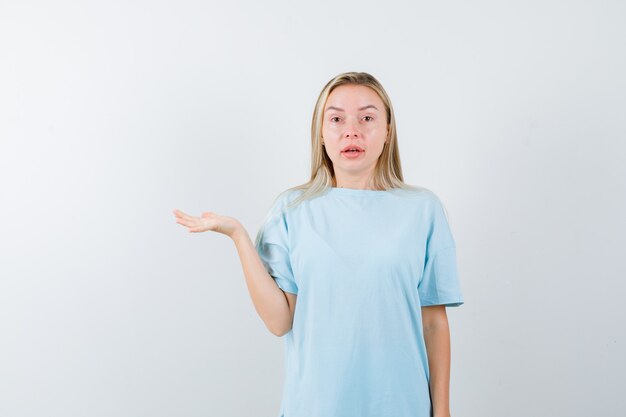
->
[341,149,364,159]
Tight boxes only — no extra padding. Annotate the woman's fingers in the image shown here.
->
[173,208,225,234]
[177,217,199,228]
[173,209,201,229]
[174,210,201,224]
[173,209,194,220]
[186,218,206,233]
[175,217,190,227]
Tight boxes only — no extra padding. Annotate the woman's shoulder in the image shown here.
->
[273,187,305,206]
[263,187,306,217]
[390,183,439,201]
[392,184,452,216]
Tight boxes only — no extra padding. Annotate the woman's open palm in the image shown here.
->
[173,209,241,238]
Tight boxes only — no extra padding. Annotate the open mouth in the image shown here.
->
[341,147,364,158]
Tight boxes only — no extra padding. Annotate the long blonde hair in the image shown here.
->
[282,71,421,209]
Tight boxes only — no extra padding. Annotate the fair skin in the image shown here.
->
[172,83,453,417]
[171,210,297,337]
[321,84,389,189]
[423,305,454,417]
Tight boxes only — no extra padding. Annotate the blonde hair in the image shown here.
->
[282,71,421,209]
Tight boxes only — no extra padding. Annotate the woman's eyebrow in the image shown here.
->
[325,105,379,112]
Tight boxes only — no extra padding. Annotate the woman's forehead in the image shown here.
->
[325,85,383,110]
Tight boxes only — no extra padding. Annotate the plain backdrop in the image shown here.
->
[1,0,625,416]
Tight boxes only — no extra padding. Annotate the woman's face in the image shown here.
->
[322,84,389,179]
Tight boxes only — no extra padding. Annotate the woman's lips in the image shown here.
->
[341,149,364,159]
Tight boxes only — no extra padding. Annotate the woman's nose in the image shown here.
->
[344,120,360,137]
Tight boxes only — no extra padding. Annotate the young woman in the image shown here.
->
[173,71,464,417]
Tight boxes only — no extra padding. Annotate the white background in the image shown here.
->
[1,0,625,416]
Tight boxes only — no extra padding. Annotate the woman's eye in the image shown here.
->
[330,116,340,122]
[364,116,373,122]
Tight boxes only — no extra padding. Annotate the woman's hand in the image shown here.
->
[173,209,242,238]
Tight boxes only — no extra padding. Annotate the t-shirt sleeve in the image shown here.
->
[418,195,464,307]
[254,193,298,295]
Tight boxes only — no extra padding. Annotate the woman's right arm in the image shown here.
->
[173,209,295,336]
[231,227,296,337]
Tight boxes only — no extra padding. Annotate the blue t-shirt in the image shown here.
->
[255,185,464,417]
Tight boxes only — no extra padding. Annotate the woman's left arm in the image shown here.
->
[422,305,453,417]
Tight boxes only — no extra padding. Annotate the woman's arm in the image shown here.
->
[422,305,453,417]
[173,209,295,336]
[231,227,296,336]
